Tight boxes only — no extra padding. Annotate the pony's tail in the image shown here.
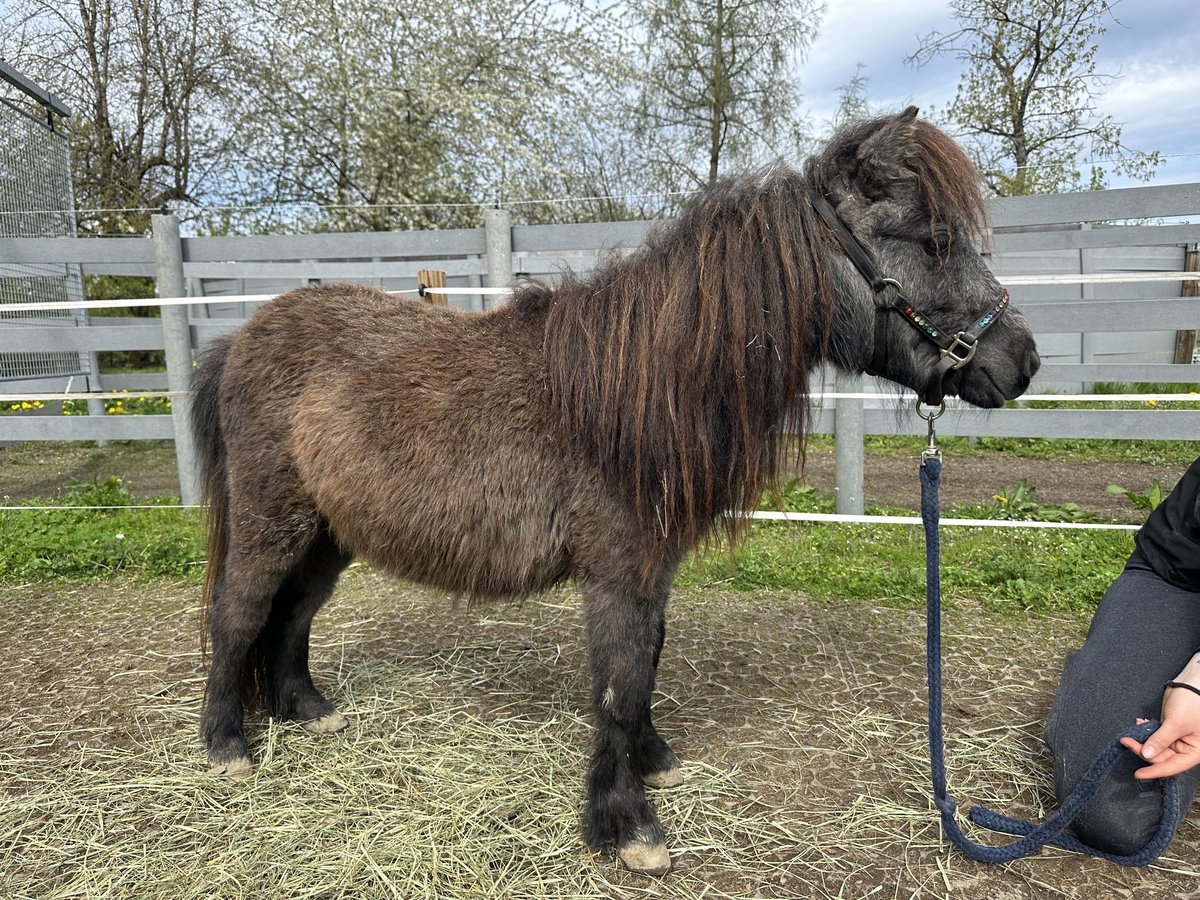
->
[192,335,234,654]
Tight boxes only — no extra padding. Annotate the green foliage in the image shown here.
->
[0,478,204,581]
[761,478,836,514]
[2,400,48,415]
[965,479,1088,523]
[83,275,165,370]
[5,395,172,417]
[1091,381,1200,395]
[1107,481,1169,513]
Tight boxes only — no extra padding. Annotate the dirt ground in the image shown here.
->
[2,440,1195,896]
[3,572,1199,899]
[0,440,1180,523]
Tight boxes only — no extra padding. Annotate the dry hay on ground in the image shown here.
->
[2,570,1198,899]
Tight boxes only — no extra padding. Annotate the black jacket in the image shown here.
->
[1134,456,1200,591]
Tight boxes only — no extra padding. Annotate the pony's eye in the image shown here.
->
[926,225,953,257]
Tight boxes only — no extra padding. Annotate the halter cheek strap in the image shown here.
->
[811,195,1011,406]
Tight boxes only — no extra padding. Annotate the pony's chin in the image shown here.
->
[953,367,1023,409]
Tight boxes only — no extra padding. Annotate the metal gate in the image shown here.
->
[0,60,89,384]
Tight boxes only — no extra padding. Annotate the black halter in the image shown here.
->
[811,195,1010,406]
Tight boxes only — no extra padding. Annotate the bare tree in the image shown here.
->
[0,0,243,233]
[909,0,1160,195]
[631,0,824,191]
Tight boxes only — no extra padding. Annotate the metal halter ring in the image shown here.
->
[915,398,946,421]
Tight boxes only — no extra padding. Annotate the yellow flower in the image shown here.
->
[994,495,1007,503]
[20,401,31,409]
[1144,399,1158,408]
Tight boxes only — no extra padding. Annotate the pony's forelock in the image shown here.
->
[806,111,989,249]
[909,119,989,248]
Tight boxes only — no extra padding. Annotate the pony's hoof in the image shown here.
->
[302,711,349,734]
[618,841,671,876]
[208,756,252,778]
[642,767,683,789]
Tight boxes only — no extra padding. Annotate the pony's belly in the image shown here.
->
[325,495,573,599]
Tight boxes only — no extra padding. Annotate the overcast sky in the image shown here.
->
[796,0,1200,188]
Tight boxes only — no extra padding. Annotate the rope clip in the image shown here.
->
[916,399,945,461]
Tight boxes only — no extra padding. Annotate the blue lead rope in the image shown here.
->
[920,455,1182,865]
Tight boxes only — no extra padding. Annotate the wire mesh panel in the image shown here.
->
[0,82,89,383]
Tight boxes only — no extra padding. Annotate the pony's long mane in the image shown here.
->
[538,167,832,553]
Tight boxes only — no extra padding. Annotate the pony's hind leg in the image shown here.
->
[581,576,677,875]
[257,531,352,732]
[201,554,292,777]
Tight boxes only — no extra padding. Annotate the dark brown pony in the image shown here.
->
[192,107,1039,875]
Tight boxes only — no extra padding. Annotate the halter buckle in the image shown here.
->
[940,333,978,369]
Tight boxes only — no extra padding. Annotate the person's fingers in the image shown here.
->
[1122,738,1179,768]
[1132,749,1199,780]
[1136,718,1190,762]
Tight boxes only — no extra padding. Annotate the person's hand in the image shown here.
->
[1120,685,1200,779]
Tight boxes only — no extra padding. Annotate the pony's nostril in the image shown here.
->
[1026,349,1042,379]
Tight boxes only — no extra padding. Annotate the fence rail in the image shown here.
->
[2,181,1199,507]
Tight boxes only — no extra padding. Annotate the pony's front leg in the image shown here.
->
[581,579,676,875]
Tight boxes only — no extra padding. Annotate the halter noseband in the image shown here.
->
[811,195,1010,406]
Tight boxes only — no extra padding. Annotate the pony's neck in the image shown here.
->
[541,167,835,548]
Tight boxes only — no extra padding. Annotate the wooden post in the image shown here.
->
[417,269,448,306]
[152,213,202,507]
[1174,244,1199,364]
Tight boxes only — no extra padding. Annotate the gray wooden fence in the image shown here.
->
[2,182,1198,507]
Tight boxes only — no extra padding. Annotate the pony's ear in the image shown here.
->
[852,106,921,200]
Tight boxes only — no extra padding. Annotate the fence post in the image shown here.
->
[834,372,865,515]
[83,342,107,446]
[483,207,512,309]
[1176,243,1200,364]
[152,213,202,506]
[1078,224,1095,393]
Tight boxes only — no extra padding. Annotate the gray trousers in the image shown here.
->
[1046,553,1200,854]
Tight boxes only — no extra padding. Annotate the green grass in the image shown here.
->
[678,521,1132,614]
[0,476,1137,615]
[676,479,1133,614]
[0,477,204,581]
[865,435,1196,466]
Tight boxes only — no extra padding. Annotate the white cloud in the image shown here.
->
[1103,61,1200,152]
[797,0,1200,186]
